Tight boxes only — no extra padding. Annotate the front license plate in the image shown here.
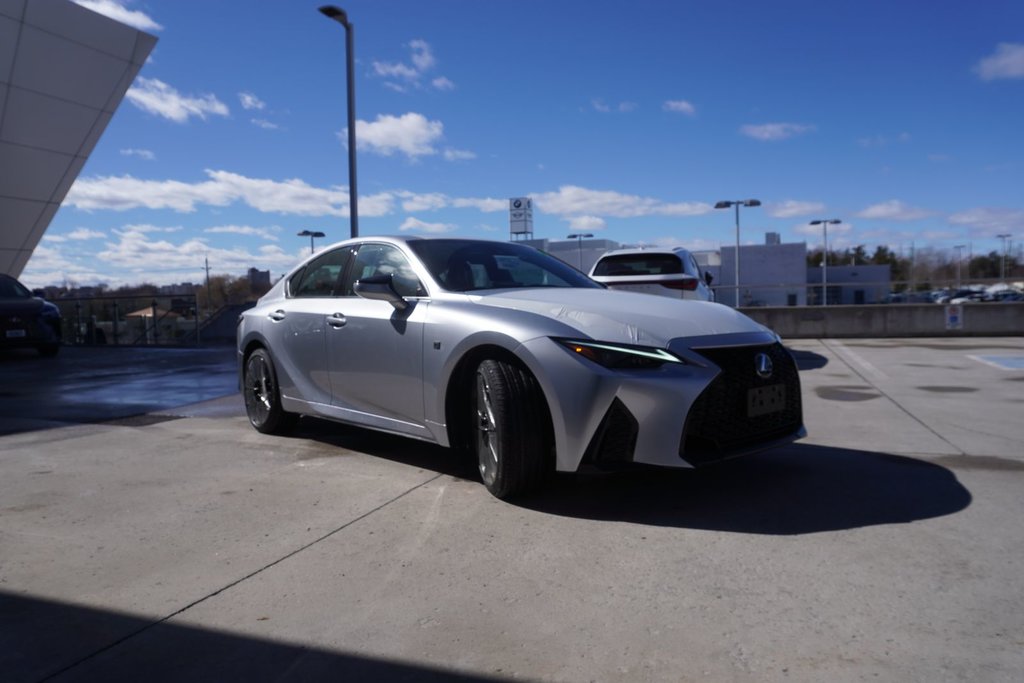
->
[5,329,27,339]
[748,384,785,417]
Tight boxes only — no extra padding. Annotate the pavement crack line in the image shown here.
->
[820,339,966,456]
[38,472,446,682]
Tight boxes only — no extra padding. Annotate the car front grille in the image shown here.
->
[680,342,802,465]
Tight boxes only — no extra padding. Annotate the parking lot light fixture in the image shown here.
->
[997,233,1011,281]
[954,244,966,289]
[298,230,326,254]
[714,199,761,307]
[567,233,594,270]
[319,5,359,239]
[810,219,841,305]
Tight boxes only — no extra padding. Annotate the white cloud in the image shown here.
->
[73,0,162,31]
[67,228,106,240]
[408,39,436,72]
[352,112,444,159]
[238,92,265,110]
[126,78,229,123]
[591,99,636,114]
[663,100,696,116]
[740,122,814,141]
[566,216,607,231]
[451,197,506,212]
[372,39,454,92]
[399,217,457,234]
[204,225,280,241]
[857,200,934,221]
[975,43,1024,81]
[120,148,155,160]
[948,207,1024,235]
[768,200,826,219]
[398,192,448,212]
[793,222,852,238]
[251,118,279,130]
[591,99,611,113]
[533,186,712,218]
[443,148,476,161]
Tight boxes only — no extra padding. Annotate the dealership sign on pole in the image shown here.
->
[509,197,534,238]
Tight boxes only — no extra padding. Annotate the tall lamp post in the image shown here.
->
[714,199,761,307]
[567,233,594,270]
[997,233,1011,281]
[810,219,841,305]
[319,5,359,238]
[954,244,965,289]
[298,230,326,254]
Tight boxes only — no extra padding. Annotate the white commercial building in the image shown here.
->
[0,0,156,276]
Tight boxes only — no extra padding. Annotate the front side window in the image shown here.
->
[341,243,426,298]
[289,248,352,298]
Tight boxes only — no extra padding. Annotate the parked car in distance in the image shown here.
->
[237,237,804,500]
[588,247,715,301]
[0,273,62,356]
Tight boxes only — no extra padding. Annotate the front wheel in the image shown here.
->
[243,349,298,434]
[473,359,552,499]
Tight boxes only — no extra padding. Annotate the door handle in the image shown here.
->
[326,313,347,328]
[268,310,286,322]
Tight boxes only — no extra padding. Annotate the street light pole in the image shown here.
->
[997,233,1011,281]
[319,5,359,238]
[298,230,326,254]
[714,199,761,307]
[567,233,594,270]
[810,219,841,305]
[954,244,965,289]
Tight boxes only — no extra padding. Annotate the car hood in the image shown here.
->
[469,288,768,346]
[0,298,45,317]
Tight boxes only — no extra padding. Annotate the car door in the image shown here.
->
[265,246,352,406]
[326,242,429,437]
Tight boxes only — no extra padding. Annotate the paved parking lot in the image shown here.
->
[1,338,1023,682]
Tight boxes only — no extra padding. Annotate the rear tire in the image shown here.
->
[37,344,59,357]
[473,359,552,499]
[243,348,298,434]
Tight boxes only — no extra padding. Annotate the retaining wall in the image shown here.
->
[741,303,1023,338]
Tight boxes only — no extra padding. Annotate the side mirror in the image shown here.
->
[704,271,714,285]
[354,274,408,311]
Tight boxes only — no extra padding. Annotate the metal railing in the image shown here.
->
[47,294,203,346]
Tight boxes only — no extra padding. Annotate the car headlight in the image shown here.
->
[554,338,685,370]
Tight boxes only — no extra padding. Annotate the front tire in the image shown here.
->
[473,359,552,499]
[243,348,298,434]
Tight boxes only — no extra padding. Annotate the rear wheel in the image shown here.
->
[473,359,552,499]
[37,344,59,357]
[243,349,298,434]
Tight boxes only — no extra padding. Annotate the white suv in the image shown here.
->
[589,247,715,301]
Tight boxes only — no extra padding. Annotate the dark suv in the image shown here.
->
[0,273,62,356]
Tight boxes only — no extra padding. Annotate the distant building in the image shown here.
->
[807,265,891,305]
[248,268,271,290]
[713,234,809,306]
[519,238,619,273]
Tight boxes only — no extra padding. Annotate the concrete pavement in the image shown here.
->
[1,339,1022,681]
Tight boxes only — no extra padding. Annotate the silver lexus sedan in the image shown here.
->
[237,237,804,499]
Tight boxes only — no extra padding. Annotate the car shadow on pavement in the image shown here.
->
[787,347,828,370]
[520,444,972,534]
[0,591,509,683]
[294,418,971,535]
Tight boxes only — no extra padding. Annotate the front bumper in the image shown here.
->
[518,334,804,472]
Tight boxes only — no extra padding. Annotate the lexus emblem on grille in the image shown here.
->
[755,353,773,379]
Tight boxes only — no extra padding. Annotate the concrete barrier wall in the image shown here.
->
[741,303,1024,338]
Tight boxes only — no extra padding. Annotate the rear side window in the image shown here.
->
[593,254,683,276]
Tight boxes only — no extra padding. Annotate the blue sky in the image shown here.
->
[24,0,1024,287]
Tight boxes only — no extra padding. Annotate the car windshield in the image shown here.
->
[592,253,685,276]
[0,276,32,299]
[408,239,602,292]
